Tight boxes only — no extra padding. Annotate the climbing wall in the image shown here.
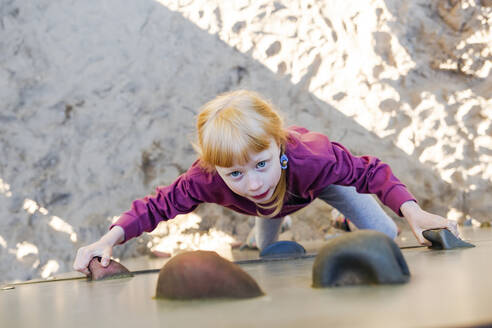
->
[1,227,491,328]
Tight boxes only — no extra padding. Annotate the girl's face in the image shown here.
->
[215,140,282,204]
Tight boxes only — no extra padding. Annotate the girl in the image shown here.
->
[73,90,459,275]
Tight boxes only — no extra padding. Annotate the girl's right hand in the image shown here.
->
[73,239,114,276]
[72,225,125,276]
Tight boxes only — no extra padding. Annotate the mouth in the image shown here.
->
[251,189,270,200]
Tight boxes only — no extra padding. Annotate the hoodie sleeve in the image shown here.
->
[287,127,416,217]
[326,141,416,216]
[110,170,206,243]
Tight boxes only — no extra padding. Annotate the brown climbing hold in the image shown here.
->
[88,257,133,281]
[155,250,264,300]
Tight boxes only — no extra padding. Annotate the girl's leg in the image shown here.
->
[254,216,284,250]
[318,185,398,239]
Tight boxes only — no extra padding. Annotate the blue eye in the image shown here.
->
[230,171,242,178]
[256,161,266,169]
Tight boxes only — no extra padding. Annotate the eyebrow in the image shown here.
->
[251,151,271,162]
[225,153,272,173]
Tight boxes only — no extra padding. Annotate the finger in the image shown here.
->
[73,261,91,276]
[417,232,432,246]
[445,221,461,239]
[101,248,112,267]
[421,239,432,247]
[418,236,431,246]
[73,249,91,273]
[409,227,430,246]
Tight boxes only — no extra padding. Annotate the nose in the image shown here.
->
[247,172,262,192]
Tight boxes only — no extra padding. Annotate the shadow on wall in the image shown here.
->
[381,0,492,220]
[0,0,470,283]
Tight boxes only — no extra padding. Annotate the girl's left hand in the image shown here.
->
[400,201,460,246]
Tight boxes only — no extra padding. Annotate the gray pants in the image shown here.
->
[254,185,398,250]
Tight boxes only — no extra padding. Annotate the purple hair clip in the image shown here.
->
[280,154,288,169]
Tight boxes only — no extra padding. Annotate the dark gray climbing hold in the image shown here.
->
[260,241,306,259]
[88,257,133,281]
[422,228,475,250]
[155,250,264,300]
[312,230,410,288]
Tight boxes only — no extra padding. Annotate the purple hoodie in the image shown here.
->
[111,126,415,243]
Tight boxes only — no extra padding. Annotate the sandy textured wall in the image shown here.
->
[0,0,490,283]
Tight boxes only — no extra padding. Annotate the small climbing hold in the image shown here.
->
[259,241,306,259]
[480,221,491,228]
[88,257,133,281]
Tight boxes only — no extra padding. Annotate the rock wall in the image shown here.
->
[0,0,490,283]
